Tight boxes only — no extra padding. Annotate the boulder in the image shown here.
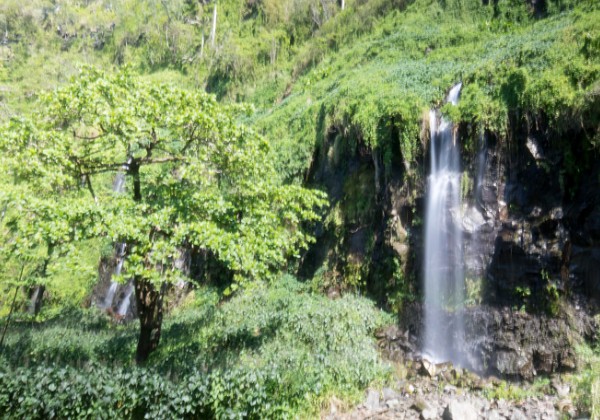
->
[442,400,477,420]
[364,389,380,411]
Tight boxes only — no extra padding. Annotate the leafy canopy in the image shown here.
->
[0,67,327,290]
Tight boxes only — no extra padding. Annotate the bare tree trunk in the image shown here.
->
[30,244,53,316]
[340,0,345,10]
[0,265,24,354]
[134,277,166,363]
[210,1,217,48]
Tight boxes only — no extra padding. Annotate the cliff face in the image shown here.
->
[300,110,599,377]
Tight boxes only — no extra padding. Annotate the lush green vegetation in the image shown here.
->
[0,0,599,416]
[570,343,600,418]
[0,277,391,418]
[0,67,326,362]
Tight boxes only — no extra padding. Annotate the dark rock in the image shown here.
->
[492,349,535,380]
[419,359,437,377]
[570,246,600,299]
[399,303,584,379]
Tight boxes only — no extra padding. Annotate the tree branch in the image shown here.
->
[140,156,183,165]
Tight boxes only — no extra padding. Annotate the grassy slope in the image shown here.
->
[1,0,598,179]
[250,0,600,180]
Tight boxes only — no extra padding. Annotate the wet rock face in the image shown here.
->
[464,308,579,379]
[455,125,600,313]
[395,304,587,380]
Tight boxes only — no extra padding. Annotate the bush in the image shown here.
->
[572,344,600,418]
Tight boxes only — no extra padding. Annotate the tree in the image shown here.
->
[0,119,103,316]
[0,67,326,362]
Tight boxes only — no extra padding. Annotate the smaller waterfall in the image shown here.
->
[475,133,487,208]
[174,248,191,289]
[100,159,131,312]
[102,243,126,309]
[464,132,488,276]
[28,286,41,314]
[113,172,126,194]
[117,282,134,317]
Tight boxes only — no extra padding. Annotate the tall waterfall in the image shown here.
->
[423,83,465,363]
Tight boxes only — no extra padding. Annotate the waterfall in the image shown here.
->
[100,159,130,311]
[101,243,126,309]
[423,82,465,364]
[117,282,134,317]
[28,286,41,314]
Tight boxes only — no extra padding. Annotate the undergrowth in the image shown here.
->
[571,343,600,418]
[0,276,392,417]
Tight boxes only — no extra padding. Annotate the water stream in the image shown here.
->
[117,282,134,317]
[423,83,465,364]
[100,160,131,313]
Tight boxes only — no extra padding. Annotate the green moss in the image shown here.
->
[342,165,375,226]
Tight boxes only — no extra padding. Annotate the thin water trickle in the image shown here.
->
[29,286,40,314]
[423,83,465,364]
[475,133,487,208]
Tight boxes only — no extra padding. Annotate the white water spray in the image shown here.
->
[423,83,465,363]
[102,243,126,309]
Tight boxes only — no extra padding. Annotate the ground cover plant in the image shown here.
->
[0,276,391,418]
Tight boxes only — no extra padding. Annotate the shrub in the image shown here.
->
[0,276,391,417]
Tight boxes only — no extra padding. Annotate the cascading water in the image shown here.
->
[28,287,41,314]
[117,282,134,317]
[423,82,465,363]
[100,160,130,312]
[101,243,126,309]
[475,134,487,208]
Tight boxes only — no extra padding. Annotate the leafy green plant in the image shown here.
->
[514,286,531,312]
[570,344,600,418]
[465,277,483,306]
[0,276,391,417]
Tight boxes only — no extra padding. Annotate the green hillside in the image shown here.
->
[0,0,599,417]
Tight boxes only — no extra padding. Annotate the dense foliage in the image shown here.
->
[0,67,327,360]
[0,277,391,418]
[0,0,599,416]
